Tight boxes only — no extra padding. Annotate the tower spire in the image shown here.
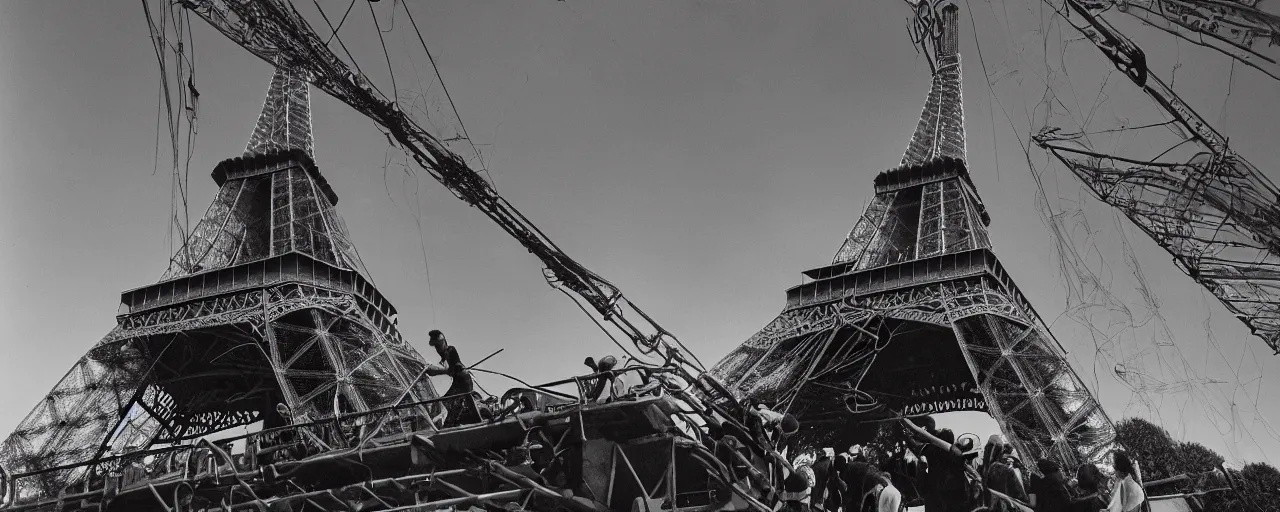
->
[900,3,966,166]
[245,64,315,158]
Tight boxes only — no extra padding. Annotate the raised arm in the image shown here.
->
[899,417,962,457]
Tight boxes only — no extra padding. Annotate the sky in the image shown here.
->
[1,0,1278,467]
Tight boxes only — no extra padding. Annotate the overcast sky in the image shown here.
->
[1,1,1278,466]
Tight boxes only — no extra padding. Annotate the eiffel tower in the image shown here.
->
[709,3,1116,468]
[0,66,440,497]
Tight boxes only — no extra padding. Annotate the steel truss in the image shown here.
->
[1,276,439,499]
[1032,0,1280,353]
[1112,0,1280,81]
[715,268,1115,468]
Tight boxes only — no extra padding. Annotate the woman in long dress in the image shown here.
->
[1103,451,1145,512]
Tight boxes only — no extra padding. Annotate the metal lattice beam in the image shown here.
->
[1112,0,1280,82]
[1033,0,1280,353]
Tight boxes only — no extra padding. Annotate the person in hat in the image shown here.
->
[778,470,813,512]
[900,418,970,512]
[980,436,1027,512]
[583,355,622,402]
[954,436,986,505]
[746,401,800,447]
[425,330,474,397]
[955,435,982,462]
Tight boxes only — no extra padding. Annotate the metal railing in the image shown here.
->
[0,392,471,507]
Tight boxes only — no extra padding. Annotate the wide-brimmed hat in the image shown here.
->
[955,434,981,459]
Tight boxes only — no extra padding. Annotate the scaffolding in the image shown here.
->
[0,367,790,512]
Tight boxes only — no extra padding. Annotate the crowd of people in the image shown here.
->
[415,336,1148,512]
[788,415,1148,512]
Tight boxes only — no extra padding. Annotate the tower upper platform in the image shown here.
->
[830,3,990,269]
[153,65,365,283]
[129,66,377,327]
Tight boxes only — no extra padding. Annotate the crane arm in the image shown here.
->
[1028,0,1280,352]
[178,0,746,411]
[1112,0,1280,82]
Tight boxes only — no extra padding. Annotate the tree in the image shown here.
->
[1238,462,1280,512]
[1114,418,1178,481]
[1114,417,1276,512]
[1172,441,1225,474]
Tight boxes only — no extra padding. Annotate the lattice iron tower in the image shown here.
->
[710,3,1117,469]
[0,65,440,499]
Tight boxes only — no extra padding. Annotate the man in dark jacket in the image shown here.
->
[810,448,836,511]
[1029,459,1071,512]
[426,330,474,396]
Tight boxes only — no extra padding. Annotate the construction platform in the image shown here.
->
[0,368,779,512]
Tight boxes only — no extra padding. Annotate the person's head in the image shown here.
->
[1076,463,1105,492]
[833,453,852,473]
[936,428,956,445]
[1037,458,1064,483]
[596,355,617,372]
[913,415,938,434]
[780,414,800,436]
[428,329,447,354]
[1001,444,1019,466]
[983,442,1002,469]
[1113,450,1137,477]
[779,471,811,502]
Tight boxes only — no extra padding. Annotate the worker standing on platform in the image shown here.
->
[746,401,800,446]
[426,330,475,397]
